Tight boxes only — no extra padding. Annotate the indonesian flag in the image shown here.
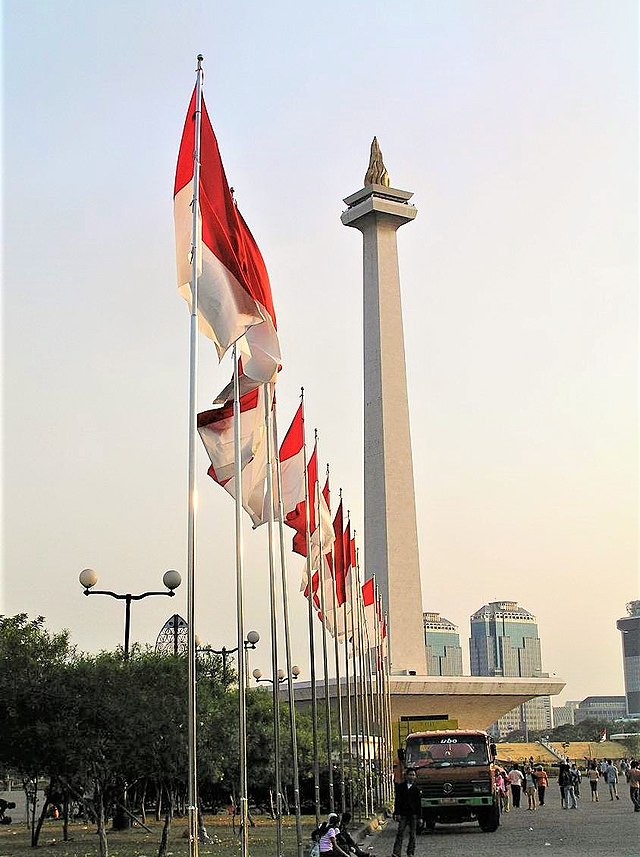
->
[310,471,334,571]
[174,88,280,383]
[362,576,377,632]
[197,384,273,527]
[279,404,305,520]
[343,520,352,600]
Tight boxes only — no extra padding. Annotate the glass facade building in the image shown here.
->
[423,612,463,676]
[617,600,640,717]
[469,600,552,737]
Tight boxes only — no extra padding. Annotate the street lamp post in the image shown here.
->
[252,665,301,856]
[252,666,301,685]
[79,568,182,660]
[196,631,260,684]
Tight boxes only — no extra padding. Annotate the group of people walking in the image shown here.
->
[495,757,640,814]
[496,762,549,810]
[585,758,640,811]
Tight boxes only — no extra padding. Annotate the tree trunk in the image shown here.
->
[155,780,162,822]
[62,791,70,841]
[96,788,109,857]
[157,811,171,857]
[32,776,53,847]
[140,780,147,825]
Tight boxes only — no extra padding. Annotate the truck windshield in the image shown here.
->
[405,735,490,769]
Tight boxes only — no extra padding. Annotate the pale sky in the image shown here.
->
[2,1,638,707]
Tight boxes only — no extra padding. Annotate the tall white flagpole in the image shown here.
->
[263,383,283,857]
[301,392,321,824]
[347,517,362,818]
[272,407,304,857]
[314,430,335,813]
[327,468,347,815]
[233,345,249,857]
[186,53,204,857]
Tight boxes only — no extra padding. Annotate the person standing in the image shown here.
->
[587,762,600,802]
[524,767,537,810]
[626,760,640,812]
[534,765,548,806]
[508,764,524,809]
[392,768,421,857]
[605,759,620,801]
[558,763,572,808]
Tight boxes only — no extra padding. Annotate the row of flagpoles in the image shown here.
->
[173,57,395,857]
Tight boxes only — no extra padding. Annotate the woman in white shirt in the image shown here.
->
[318,814,350,856]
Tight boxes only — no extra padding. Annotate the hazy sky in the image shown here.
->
[2,1,638,707]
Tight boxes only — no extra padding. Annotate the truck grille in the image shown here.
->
[420,783,475,798]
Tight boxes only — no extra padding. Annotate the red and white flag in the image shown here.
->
[197,384,273,527]
[362,576,377,632]
[174,89,280,383]
[279,403,306,519]
[333,501,347,607]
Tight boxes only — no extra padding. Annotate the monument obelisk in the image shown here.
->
[341,139,427,675]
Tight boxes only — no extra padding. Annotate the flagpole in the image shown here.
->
[272,407,304,857]
[314,430,335,814]
[186,53,204,857]
[264,383,283,857]
[354,553,369,817]
[347,516,362,819]
[233,344,249,857]
[384,611,393,804]
[301,391,321,825]
[341,503,353,819]
[327,468,347,815]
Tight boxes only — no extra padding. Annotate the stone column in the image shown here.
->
[341,144,427,675]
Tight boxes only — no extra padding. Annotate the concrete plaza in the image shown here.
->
[370,793,639,857]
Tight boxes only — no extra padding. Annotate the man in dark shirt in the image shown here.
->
[392,768,422,857]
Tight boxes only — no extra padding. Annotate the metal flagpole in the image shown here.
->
[263,384,283,857]
[341,508,353,819]
[354,556,369,817]
[347,518,362,819]
[360,590,375,812]
[315,431,335,813]
[186,53,204,857]
[272,408,304,857]
[327,469,347,815]
[384,611,393,805]
[301,392,321,825]
[233,345,249,857]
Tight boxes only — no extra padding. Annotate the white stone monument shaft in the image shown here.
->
[342,175,427,675]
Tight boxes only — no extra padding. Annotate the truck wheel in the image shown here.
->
[478,803,500,832]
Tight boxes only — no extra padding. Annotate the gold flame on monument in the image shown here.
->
[364,136,390,187]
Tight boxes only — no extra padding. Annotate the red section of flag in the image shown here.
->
[289,444,318,557]
[175,89,276,327]
[280,403,303,460]
[333,501,345,606]
[362,577,375,606]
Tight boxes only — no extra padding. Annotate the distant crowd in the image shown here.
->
[493,756,640,813]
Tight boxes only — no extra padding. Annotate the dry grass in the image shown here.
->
[0,813,318,857]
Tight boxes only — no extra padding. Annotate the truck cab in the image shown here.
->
[404,729,500,832]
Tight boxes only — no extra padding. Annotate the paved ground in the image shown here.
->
[368,793,639,857]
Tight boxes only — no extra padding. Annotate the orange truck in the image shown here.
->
[403,730,500,833]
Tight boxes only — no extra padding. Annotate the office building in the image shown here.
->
[574,696,627,723]
[469,600,552,737]
[617,600,640,717]
[423,612,463,676]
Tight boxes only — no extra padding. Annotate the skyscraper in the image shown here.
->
[617,600,640,717]
[469,600,552,737]
[423,612,463,676]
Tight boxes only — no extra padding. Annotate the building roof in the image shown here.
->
[471,601,535,621]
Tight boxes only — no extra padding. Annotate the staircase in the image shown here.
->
[537,737,566,762]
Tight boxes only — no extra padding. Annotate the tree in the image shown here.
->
[0,614,76,846]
